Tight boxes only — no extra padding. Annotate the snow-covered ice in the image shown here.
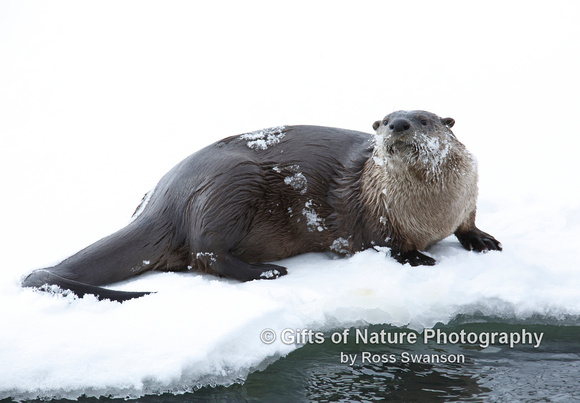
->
[1,195,579,400]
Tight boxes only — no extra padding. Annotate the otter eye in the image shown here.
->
[382,119,389,126]
[420,120,428,126]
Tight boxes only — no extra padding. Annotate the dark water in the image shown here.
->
[7,318,580,402]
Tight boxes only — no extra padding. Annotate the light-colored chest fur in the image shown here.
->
[362,137,478,251]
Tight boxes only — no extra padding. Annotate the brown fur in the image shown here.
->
[365,111,476,251]
[366,110,501,263]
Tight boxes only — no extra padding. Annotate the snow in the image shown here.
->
[259,269,281,279]
[284,172,308,193]
[283,165,308,194]
[1,1,579,401]
[302,200,327,232]
[239,126,286,150]
[330,237,350,255]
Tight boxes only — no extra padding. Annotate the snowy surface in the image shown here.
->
[1,1,579,400]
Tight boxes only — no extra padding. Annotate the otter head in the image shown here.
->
[371,110,460,174]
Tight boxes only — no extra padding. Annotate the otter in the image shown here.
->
[22,110,502,301]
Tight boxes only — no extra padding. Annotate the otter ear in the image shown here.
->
[373,120,381,131]
[441,117,455,128]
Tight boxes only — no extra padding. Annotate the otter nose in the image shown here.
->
[389,119,411,133]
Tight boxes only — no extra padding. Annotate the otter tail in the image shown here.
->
[21,215,187,302]
[22,270,152,302]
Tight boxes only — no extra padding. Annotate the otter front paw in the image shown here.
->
[455,228,502,253]
[393,250,436,266]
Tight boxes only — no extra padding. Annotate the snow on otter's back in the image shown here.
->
[240,126,286,150]
[303,199,326,232]
[283,165,308,194]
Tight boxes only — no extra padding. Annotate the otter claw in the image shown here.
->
[456,228,502,253]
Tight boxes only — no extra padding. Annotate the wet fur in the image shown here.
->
[22,112,501,301]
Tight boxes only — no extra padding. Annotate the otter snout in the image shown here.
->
[389,119,411,133]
